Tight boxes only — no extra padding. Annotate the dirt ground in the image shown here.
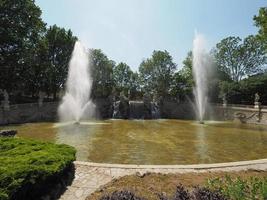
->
[86,170,267,200]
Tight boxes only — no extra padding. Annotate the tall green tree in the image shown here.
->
[23,38,49,97]
[213,36,267,82]
[44,25,76,99]
[139,50,177,98]
[90,49,115,98]
[113,63,141,99]
[113,62,133,94]
[254,7,267,51]
[169,51,194,100]
[0,0,45,93]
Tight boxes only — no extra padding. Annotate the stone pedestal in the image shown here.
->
[1,100,10,111]
[254,102,261,109]
[38,92,45,107]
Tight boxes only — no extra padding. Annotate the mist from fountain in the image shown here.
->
[192,33,211,123]
[58,41,95,123]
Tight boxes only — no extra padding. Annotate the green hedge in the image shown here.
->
[0,137,76,200]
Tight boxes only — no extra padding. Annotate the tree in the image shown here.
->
[213,36,267,82]
[113,62,133,94]
[180,51,193,82]
[254,7,267,51]
[90,49,115,98]
[22,38,49,97]
[44,25,77,99]
[139,50,177,98]
[0,0,45,93]
[128,72,141,99]
[169,52,194,100]
[219,72,267,104]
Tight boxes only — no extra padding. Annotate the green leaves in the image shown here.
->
[213,35,267,82]
[90,49,115,98]
[0,137,76,199]
[207,175,267,200]
[139,50,177,98]
[254,7,267,51]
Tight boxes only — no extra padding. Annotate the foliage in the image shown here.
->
[213,36,267,82]
[192,187,227,200]
[100,190,144,200]
[113,63,133,94]
[207,175,267,200]
[180,51,193,84]
[254,7,267,51]
[90,49,115,98]
[139,50,177,98]
[219,72,267,104]
[0,137,76,200]
[170,72,192,101]
[100,186,226,200]
[1,2,267,105]
[44,25,77,99]
[113,63,141,99]
[0,0,45,92]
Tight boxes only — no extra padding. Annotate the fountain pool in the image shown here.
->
[1,120,267,165]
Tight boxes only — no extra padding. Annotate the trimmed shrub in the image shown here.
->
[0,137,76,200]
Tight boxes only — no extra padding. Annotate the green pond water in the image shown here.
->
[1,119,267,165]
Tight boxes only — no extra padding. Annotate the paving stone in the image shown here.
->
[75,188,84,198]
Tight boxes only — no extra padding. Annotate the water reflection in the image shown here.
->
[194,124,210,163]
[2,120,267,164]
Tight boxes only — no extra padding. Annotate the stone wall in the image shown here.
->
[0,102,58,125]
[216,105,267,125]
[1,100,267,125]
[160,100,267,125]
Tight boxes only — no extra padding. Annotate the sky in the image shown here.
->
[35,0,266,71]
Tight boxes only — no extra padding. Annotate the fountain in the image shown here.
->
[58,41,95,123]
[192,33,211,124]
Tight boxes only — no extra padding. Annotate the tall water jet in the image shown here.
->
[192,33,211,123]
[58,41,95,123]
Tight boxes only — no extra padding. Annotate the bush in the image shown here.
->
[0,137,76,200]
[100,190,144,200]
[192,187,227,200]
[207,175,267,200]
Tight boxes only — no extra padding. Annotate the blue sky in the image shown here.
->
[36,0,266,71]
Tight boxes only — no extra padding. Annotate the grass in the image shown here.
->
[87,171,267,200]
[0,137,76,200]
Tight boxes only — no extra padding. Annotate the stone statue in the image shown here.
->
[38,91,45,107]
[254,93,261,109]
[222,93,227,107]
[255,93,260,102]
[2,90,10,111]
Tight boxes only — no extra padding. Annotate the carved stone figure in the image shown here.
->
[222,93,227,107]
[255,93,260,102]
[1,90,10,110]
[38,91,45,107]
[143,93,152,119]
[254,93,261,109]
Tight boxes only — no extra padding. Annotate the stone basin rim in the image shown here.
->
[75,158,267,169]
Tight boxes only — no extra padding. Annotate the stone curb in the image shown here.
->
[74,158,267,170]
